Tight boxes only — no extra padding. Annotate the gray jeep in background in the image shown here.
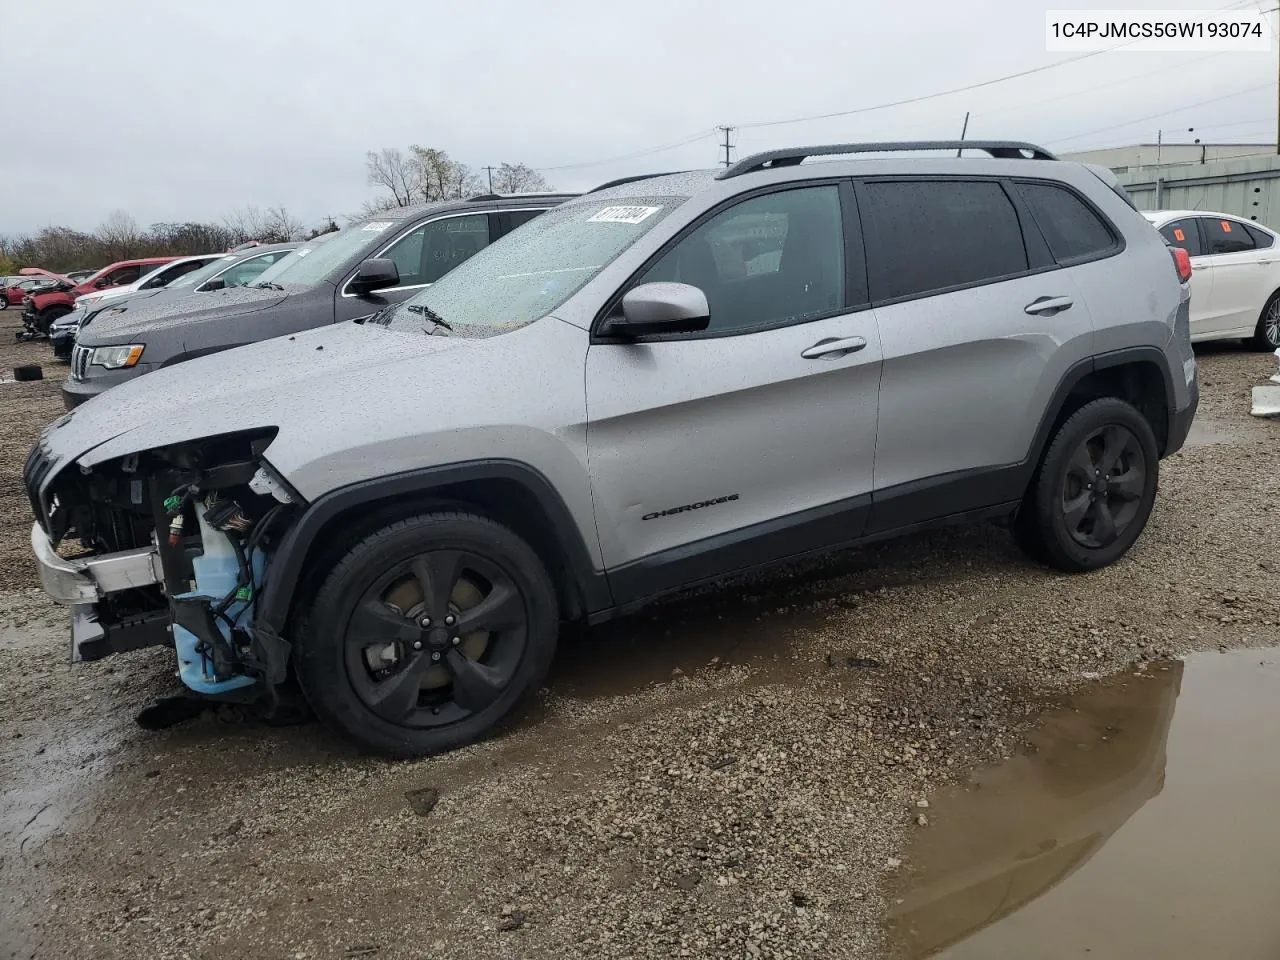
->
[27,141,1197,757]
[63,193,576,408]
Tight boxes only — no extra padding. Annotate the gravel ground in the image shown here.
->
[1,328,1278,960]
[0,312,65,591]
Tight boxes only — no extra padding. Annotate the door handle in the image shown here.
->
[1258,259,1273,265]
[1024,296,1074,316]
[801,336,867,360]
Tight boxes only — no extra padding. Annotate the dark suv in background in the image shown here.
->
[64,194,576,408]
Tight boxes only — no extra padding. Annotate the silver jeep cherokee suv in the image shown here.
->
[26,141,1198,756]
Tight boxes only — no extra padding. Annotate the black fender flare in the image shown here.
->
[255,458,612,631]
[1026,346,1178,471]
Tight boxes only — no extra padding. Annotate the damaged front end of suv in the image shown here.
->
[28,424,299,705]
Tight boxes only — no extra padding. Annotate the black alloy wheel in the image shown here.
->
[1016,397,1159,572]
[345,548,528,727]
[1059,423,1147,549]
[296,511,558,756]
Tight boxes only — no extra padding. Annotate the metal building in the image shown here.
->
[1059,143,1280,229]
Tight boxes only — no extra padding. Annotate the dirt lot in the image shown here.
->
[1,309,1278,960]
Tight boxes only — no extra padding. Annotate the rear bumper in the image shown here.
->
[1165,376,1198,457]
[31,522,163,605]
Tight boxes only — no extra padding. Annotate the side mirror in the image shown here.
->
[349,258,400,296]
[93,278,111,288]
[600,282,710,339]
[202,278,227,291]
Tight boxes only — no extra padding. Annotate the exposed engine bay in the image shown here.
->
[27,429,298,704]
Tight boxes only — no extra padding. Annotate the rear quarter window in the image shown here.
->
[1015,181,1118,262]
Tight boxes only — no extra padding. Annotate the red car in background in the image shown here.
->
[23,257,175,334]
[1,276,62,310]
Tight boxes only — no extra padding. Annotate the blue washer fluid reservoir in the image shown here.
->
[173,504,263,695]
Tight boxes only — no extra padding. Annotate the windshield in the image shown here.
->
[252,222,384,287]
[380,198,681,334]
[167,254,237,290]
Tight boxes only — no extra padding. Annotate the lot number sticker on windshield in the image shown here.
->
[362,221,394,232]
[588,205,661,225]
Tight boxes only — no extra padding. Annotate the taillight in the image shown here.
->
[1170,246,1192,283]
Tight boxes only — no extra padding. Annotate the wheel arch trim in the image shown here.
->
[256,458,611,631]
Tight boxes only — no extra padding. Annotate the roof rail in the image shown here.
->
[716,141,1059,179]
[466,191,578,201]
[588,171,687,194]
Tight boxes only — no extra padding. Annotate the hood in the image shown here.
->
[52,322,468,468]
[19,267,65,280]
[77,284,294,343]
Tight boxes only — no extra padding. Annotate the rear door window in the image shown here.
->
[1200,217,1255,254]
[861,179,1029,301]
[1015,181,1117,262]
[1158,219,1203,256]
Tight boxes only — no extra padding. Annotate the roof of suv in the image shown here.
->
[573,141,1082,207]
[353,193,581,226]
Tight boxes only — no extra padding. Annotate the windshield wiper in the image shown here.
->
[255,281,284,291]
[405,303,453,331]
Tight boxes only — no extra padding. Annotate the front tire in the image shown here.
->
[295,511,558,757]
[0,293,8,310]
[1016,398,1159,572]
[1249,290,1280,350]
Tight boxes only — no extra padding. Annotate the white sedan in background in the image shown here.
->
[1144,210,1280,349]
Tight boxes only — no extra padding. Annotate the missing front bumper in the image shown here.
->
[31,522,164,604]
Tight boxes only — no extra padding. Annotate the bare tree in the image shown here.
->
[408,146,482,201]
[263,206,305,242]
[97,210,142,262]
[222,204,304,244]
[365,148,414,207]
[491,162,552,194]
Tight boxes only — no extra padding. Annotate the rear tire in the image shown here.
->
[1248,290,1280,350]
[1016,398,1159,572]
[294,511,558,757]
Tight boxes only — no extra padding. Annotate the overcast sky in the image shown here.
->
[2,0,1276,236]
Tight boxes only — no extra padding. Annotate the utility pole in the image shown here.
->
[482,165,496,192]
[1156,129,1163,166]
[956,111,970,157]
[717,126,735,167]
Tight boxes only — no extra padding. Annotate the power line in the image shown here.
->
[535,130,715,172]
[529,0,1271,175]
[1047,82,1274,146]
[732,0,1269,131]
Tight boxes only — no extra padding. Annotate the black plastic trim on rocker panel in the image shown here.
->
[865,465,1027,535]
[255,459,612,630]
[604,493,872,615]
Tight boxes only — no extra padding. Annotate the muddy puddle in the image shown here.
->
[889,647,1280,959]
